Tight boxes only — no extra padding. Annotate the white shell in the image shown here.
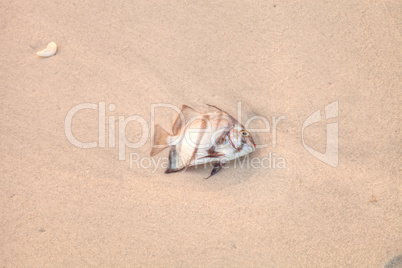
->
[36,42,57,57]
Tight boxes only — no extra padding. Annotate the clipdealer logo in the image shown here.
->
[64,101,338,169]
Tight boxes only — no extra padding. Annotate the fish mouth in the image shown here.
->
[251,141,256,149]
[248,142,256,152]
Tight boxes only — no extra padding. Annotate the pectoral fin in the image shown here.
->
[205,162,224,179]
[198,146,225,160]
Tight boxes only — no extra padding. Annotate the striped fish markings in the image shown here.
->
[151,105,256,178]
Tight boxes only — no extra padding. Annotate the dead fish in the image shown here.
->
[151,104,256,178]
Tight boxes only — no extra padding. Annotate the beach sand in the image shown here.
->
[1,1,401,267]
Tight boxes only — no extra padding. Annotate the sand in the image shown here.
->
[1,0,401,267]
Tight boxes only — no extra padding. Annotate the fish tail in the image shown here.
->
[150,124,170,157]
[165,145,185,173]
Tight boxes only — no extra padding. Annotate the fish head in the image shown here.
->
[229,125,256,154]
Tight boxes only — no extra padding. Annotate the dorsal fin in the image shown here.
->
[172,105,201,135]
[206,104,238,126]
[206,104,227,113]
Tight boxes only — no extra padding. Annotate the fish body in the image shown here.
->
[151,105,256,178]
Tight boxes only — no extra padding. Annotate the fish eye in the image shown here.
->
[241,131,249,137]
